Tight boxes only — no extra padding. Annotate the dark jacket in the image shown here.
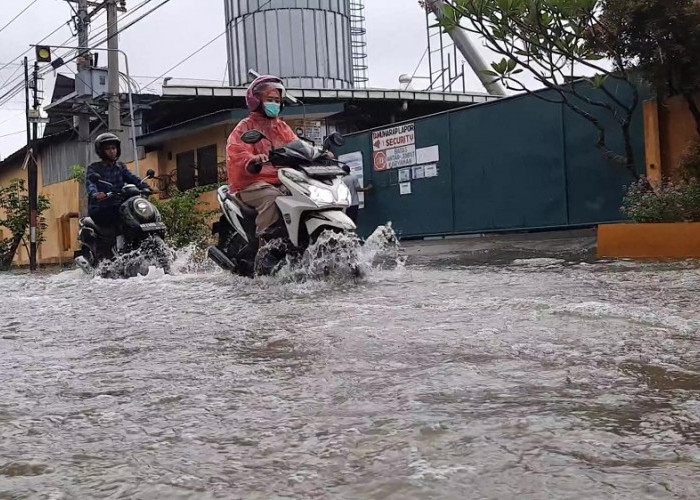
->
[86,161,147,210]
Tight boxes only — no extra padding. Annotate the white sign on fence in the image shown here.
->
[372,123,416,171]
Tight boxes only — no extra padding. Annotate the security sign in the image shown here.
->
[373,151,388,171]
[372,123,416,171]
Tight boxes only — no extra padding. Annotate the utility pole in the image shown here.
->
[107,0,121,132]
[24,57,30,162]
[23,57,36,271]
[76,0,91,217]
[28,61,40,271]
[24,57,39,272]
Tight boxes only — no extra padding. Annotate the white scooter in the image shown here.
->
[208,130,356,276]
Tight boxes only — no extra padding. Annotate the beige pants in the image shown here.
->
[237,182,288,236]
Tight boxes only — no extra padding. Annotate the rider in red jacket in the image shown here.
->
[226,75,298,239]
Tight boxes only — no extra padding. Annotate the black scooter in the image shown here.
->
[75,168,171,277]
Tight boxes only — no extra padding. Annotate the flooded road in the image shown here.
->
[2,248,700,498]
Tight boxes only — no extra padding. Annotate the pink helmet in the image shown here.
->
[246,75,287,112]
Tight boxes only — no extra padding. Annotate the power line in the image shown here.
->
[0,0,39,35]
[141,0,275,91]
[102,0,165,46]
[0,81,27,109]
[2,0,265,109]
[0,63,24,92]
[403,46,429,90]
[0,0,155,107]
[141,32,228,91]
[222,60,229,86]
[0,20,70,80]
[46,0,163,78]
[0,0,153,98]
[0,111,25,127]
[0,129,26,139]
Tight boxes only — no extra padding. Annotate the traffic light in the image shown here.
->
[35,46,51,63]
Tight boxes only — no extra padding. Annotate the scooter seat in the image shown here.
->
[227,193,258,220]
[80,217,117,237]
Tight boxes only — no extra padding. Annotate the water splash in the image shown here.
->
[362,223,405,269]
[169,243,220,275]
[93,236,175,279]
[73,224,403,283]
[270,223,404,283]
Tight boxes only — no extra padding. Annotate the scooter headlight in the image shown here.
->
[308,185,335,206]
[133,198,155,220]
[337,182,351,206]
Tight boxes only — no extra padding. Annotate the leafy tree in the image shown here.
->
[69,165,87,184]
[596,0,700,136]
[151,185,219,249]
[426,0,642,177]
[0,179,51,270]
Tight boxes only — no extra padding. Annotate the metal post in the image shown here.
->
[426,0,506,96]
[77,0,90,217]
[24,58,30,157]
[426,10,433,91]
[28,62,39,271]
[121,53,139,176]
[107,0,121,132]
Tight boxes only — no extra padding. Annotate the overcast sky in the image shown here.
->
[0,0,498,158]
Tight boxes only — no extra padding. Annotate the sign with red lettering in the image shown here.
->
[372,123,416,171]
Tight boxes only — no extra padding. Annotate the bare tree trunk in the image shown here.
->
[621,120,637,178]
[0,235,24,271]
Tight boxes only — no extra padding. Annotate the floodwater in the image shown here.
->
[1,233,700,499]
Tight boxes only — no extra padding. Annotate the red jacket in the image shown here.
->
[226,112,298,192]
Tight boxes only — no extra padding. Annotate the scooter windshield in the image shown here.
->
[283,140,318,161]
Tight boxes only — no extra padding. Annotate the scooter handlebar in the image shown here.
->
[94,187,154,201]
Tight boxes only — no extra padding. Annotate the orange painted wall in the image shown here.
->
[598,222,700,259]
[0,157,81,267]
[644,94,700,182]
[125,125,233,214]
[2,123,243,268]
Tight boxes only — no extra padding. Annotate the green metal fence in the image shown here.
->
[336,83,646,239]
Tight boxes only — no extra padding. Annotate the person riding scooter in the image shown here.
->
[85,132,151,252]
[225,75,299,243]
[225,75,335,243]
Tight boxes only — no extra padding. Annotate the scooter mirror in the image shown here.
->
[241,130,265,144]
[146,169,156,179]
[323,132,345,150]
[87,172,102,183]
[329,132,345,147]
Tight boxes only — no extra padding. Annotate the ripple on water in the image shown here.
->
[0,235,699,498]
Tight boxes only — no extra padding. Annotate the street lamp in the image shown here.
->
[31,44,141,175]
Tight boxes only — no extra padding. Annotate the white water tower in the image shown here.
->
[224,0,368,89]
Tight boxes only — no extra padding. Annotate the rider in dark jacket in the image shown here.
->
[85,133,150,230]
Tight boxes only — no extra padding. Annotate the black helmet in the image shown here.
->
[94,132,121,160]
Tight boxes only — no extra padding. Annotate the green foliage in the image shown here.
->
[0,179,51,269]
[69,165,86,184]
[428,0,640,175]
[597,0,700,135]
[621,177,700,222]
[151,186,218,249]
[678,140,700,182]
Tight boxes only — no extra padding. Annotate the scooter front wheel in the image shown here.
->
[142,235,173,274]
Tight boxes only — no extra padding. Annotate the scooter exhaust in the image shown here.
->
[207,245,237,272]
[75,256,94,275]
